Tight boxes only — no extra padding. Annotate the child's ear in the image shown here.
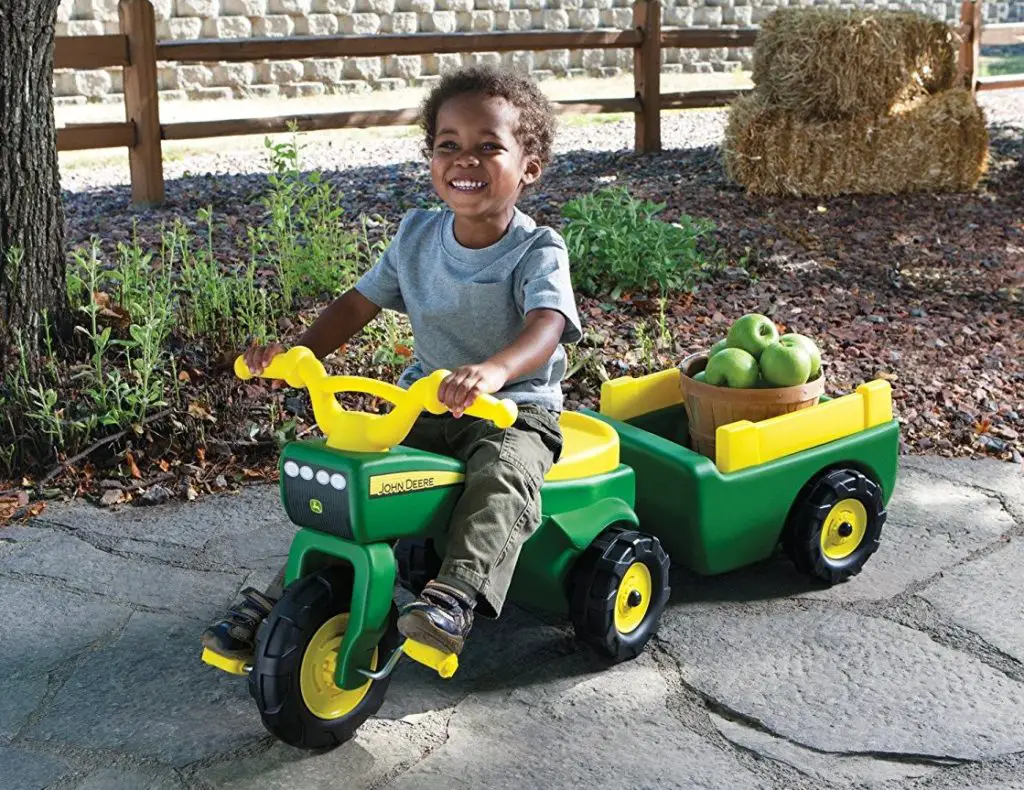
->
[521,156,542,186]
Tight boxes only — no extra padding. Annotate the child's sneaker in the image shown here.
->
[201,587,277,660]
[397,580,476,655]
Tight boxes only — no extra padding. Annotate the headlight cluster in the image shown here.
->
[283,460,347,491]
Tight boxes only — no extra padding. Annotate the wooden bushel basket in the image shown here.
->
[678,353,825,461]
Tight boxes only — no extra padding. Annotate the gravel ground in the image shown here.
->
[59,110,732,193]
[59,92,1023,193]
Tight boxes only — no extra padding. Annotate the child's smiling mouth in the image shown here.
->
[449,179,488,192]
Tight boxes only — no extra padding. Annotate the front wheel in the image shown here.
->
[248,567,399,750]
[783,468,886,585]
[569,527,671,663]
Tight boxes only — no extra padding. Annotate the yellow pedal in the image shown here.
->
[201,647,249,676]
[402,639,459,679]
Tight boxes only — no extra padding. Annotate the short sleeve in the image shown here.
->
[517,239,583,345]
[354,217,408,313]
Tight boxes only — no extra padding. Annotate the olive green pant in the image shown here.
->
[402,403,563,618]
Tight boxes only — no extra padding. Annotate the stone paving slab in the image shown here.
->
[919,539,1024,664]
[710,714,940,787]
[27,612,266,767]
[35,486,288,550]
[388,657,769,790]
[199,521,294,573]
[379,602,573,721]
[0,577,131,679]
[903,456,1024,524]
[0,745,70,790]
[3,458,1024,789]
[0,533,245,618]
[108,538,200,566]
[0,674,49,743]
[658,607,1024,761]
[198,720,427,790]
[73,767,184,790]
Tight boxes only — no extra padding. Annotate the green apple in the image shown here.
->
[704,348,759,389]
[693,371,707,383]
[760,342,812,387]
[726,313,779,359]
[710,338,728,358]
[779,333,821,378]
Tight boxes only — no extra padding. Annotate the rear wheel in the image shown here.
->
[395,538,443,596]
[248,567,399,750]
[783,468,886,585]
[569,526,671,662]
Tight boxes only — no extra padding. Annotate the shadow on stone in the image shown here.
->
[667,554,816,606]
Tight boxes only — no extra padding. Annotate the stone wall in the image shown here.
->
[53,0,1023,106]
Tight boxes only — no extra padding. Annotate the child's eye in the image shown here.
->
[436,141,457,151]
[481,143,502,152]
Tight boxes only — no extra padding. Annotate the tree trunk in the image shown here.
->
[0,0,68,374]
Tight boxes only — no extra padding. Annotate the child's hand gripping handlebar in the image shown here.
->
[233,346,518,452]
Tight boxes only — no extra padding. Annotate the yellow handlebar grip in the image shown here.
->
[464,394,518,429]
[234,356,254,381]
[416,370,518,429]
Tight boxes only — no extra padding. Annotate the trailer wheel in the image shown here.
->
[783,468,886,585]
[395,538,443,596]
[569,526,670,663]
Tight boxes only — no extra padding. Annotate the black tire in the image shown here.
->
[783,468,886,585]
[247,567,400,750]
[395,538,443,596]
[569,526,671,663]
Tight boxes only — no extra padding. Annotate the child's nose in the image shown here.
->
[454,151,480,167]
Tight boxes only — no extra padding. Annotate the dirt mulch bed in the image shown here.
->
[6,116,1021,513]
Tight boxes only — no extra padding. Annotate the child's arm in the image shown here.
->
[243,288,381,375]
[438,308,567,416]
[298,288,381,360]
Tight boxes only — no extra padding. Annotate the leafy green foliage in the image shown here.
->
[1,130,390,478]
[561,186,724,297]
[262,131,369,305]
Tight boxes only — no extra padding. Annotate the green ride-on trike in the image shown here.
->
[202,346,899,751]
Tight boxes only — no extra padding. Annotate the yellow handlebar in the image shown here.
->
[234,347,518,453]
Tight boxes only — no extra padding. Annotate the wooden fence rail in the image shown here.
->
[55,0,1019,207]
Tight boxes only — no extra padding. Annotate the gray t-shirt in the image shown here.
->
[354,207,583,412]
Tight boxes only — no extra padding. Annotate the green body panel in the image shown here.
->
[508,495,639,615]
[285,529,397,690]
[431,465,639,616]
[586,405,899,575]
[278,440,638,632]
[279,441,465,543]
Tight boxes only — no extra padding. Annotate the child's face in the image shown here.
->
[429,93,542,223]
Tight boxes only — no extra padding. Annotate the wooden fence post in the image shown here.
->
[633,0,661,153]
[959,0,982,93]
[120,0,164,207]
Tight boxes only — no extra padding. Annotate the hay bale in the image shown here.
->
[752,8,959,120]
[722,89,989,197]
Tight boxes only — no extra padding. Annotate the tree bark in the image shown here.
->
[0,0,68,374]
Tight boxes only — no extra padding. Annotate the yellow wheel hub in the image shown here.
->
[614,562,652,634]
[300,614,377,720]
[820,498,868,560]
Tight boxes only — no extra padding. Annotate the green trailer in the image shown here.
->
[589,367,898,582]
[201,348,898,751]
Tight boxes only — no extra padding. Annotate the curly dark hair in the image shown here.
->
[419,65,556,166]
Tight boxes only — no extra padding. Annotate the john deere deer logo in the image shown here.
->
[309,499,323,514]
